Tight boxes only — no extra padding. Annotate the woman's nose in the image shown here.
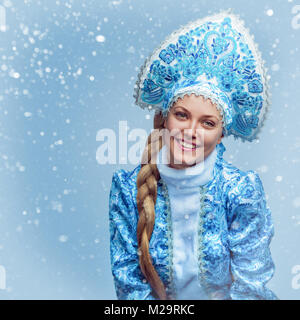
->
[183,120,199,139]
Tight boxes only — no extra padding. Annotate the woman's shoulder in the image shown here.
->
[109,165,142,223]
[111,164,141,192]
[218,159,268,220]
[219,157,263,191]
[219,159,270,226]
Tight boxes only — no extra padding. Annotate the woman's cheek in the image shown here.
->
[203,130,217,145]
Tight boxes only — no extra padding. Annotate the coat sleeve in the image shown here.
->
[227,170,278,300]
[108,170,157,300]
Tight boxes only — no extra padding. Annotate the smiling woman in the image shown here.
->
[108,9,278,300]
[163,94,224,169]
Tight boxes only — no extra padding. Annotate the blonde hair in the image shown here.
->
[136,111,167,300]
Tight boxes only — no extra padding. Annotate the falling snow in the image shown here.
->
[58,235,68,243]
[0,0,298,301]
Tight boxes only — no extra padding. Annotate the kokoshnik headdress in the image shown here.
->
[133,9,271,142]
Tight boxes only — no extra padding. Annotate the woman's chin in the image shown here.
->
[172,147,204,166]
[172,155,197,168]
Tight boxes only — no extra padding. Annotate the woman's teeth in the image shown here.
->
[177,139,198,149]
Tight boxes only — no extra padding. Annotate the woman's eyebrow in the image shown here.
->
[202,115,220,120]
[174,106,220,120]
[174,105,190,113]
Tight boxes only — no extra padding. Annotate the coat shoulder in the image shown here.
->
[112,164,141,189]
[218,157,259,184]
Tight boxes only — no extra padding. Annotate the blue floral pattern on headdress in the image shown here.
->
[134,10,270,142]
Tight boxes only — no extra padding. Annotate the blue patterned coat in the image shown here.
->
[108,142,278,300]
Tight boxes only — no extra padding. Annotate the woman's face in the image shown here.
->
[163,93,224,169]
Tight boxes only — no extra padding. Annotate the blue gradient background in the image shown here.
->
[0,0,299,299]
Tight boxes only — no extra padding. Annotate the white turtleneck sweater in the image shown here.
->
[156,144,218,299]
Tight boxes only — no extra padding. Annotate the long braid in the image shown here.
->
[136,111,167,300]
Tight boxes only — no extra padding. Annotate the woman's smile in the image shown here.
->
[174,138,200,151]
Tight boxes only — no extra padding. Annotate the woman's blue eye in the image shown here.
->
[175,112,187,118]
[204,121,215,127]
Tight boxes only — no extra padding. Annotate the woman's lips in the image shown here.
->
[174,138,200,151]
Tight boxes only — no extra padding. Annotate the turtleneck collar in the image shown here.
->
[156,142,226,189]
